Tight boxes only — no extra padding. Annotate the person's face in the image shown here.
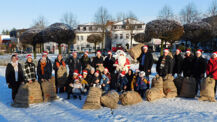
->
[176,50,180,55]
[212,54,217,59]
[83,73,87,78]
[97,53,101,57]
[73,74,77,79]
[128,70,132,75]
[196,52,201,57]
[95,73,99,77]
[143,48,148,53]
[164,52,169,56]
[84,54,88,57]
[12,56,17,63]
[91,69,95,74]
[27,58,32,63]
[104,70,108,74]
[73,53,77,58]
[186,52,191,56]
[58,55,62,61]
[95,79,99,83]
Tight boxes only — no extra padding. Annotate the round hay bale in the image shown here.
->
[146,87,165,102]
[83,87,102,109]
[119,91,143,106]
[100,90,119,109]
[41,79,57,102]
[128,44,144,59]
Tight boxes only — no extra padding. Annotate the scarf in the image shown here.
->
[41,61,46,75]
[56,60,66,68]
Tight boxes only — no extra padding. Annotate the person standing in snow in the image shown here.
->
[135,71,149,98]
[206,51,217,93]
[80,51,91,70]
[37,55,52,83]
[103,50,116,74]
[5,54,24,100]
[137,45,153,82]
[156,49,173,77]
[182,49,194,77]
[91,51,104,69]
[172,49,183,77]
[192,49,207,94]
[23,54,37,83]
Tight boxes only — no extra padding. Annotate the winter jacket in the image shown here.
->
[192,56,207,78]
[118,76,128,90]
[80,55,91,70]
[103,56,116,73]
[173,54,183,74]
[131,75,138,90]
[135,77,148,91]
[23,61,37,83]
[86,74,94,85]
[156,55,173,77]
[137,51,153,75]
[206,58,217,80]
[5,62,24,88]
[37,58,52,82]
[66,57,82,75]
[100,74,110,91]
[182,55,194,77]
[91,56,104,68]
[126,72,134,91]
[70,82,83,94]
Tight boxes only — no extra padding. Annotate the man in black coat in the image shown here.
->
[103,50,115,73]
[91,51,104,69]
[192,49,207,95]
[172,49,183,77]
[182,49,194,77]
[37,56,52,83]
[5,55,24,100]
[137,45,153,82]
[66,51,82,79]
[80,51,91,70]
[156,49,173,77]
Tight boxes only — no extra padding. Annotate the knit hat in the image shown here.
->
[212,51,217,57]
[73,69,79,75]
[108,50,112,55]
[95,70,100,75]
[104,68,109,72]
[186,49,191,53]
[82,70,88,74]
[176,49,181,53]
[42,51,48,56]
[143,45,148,49]
[26,54,32,59]
[97,50,101,54]
[163,49,169,53]
[74,78,79,82]
[120,71,126,76]
[78,74,83,78]
[196,49,203,54]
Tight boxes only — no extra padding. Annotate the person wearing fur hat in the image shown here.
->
[156,49,173,77]
[53,54,66,93]
[5,54,24,100]
[80,51,91,70]
[182,49,194,77]
[68,78,83,100]
[172,49,183,77]
[103,50,116,73]
[206,51,217,93]
[91,50,104,69]
[117,71,128,93]
[23,54,37,83]
[137,45,153,82]
[192,49,207,95]
[37,55,52,83]
[134,71,149,98]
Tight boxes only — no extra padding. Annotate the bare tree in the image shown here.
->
[158,5,174,20]
[32,16,48,29]
[61,12,78,28]
[116,11,137,21]
[208,0,217,16]
[179,3,201,24]
[94,6,112,48]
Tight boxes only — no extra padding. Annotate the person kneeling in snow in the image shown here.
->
[135,71,149,98]
[117,71,128,93]
[101,74,110,92]
[78,74,88,95]
[69,78,83,100]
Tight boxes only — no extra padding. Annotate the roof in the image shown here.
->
[113,18,144,25]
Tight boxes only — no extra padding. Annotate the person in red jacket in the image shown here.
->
[206,51,217,93]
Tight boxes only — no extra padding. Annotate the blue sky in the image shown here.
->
[0,0,214,33]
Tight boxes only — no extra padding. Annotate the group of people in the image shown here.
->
[5,45,217,102]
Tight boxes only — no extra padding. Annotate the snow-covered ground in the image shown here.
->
[1,64,217,122]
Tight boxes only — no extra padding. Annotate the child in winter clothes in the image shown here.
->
[135,71,149,98]
[91,71,102,88]
[101,74,110,92]
[69,78,83,100]
[117,71,128,93]
[67,70,79,99]
[131,69,140,90]
[78,74,88,94]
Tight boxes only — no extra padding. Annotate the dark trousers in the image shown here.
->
[195,77,202,95]
[137,89,147,98]
[11,83,20,100]
[214,80,217,94]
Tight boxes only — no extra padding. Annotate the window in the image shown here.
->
[114,34,118,39]
[137,25,142,29]
[114,26,117,29]
[81,36,83,40]
[126,34,129,39]
[83,27,86,31]
[77,36,79,41]
[120,34,123,39]
[89,26,92,31]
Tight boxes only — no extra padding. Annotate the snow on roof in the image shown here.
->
[113,18,144,25]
